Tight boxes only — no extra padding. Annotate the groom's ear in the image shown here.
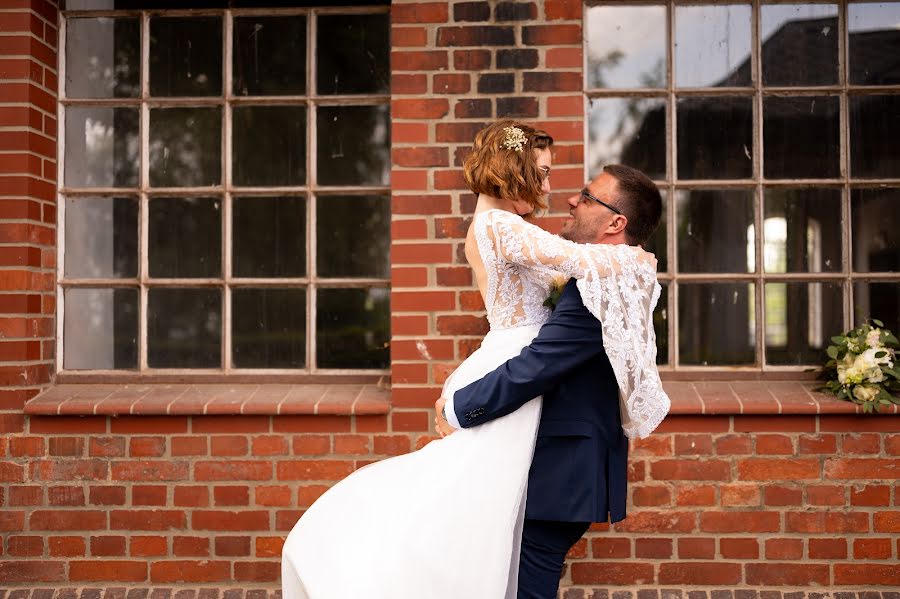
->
[608,214,628,235]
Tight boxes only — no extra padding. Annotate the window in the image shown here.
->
[586,1,900,369]
[59,6,390,375]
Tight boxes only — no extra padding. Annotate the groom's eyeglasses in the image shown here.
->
[579,189,623,215]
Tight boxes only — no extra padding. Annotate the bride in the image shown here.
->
[281,120,666,598]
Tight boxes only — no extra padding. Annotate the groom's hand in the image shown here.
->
[434,397,456,438]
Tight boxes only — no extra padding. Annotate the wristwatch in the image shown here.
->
[441,404,448,422]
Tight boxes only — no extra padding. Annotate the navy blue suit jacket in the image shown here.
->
[453,279,627,523]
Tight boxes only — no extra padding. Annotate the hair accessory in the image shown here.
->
[501,126,527,153]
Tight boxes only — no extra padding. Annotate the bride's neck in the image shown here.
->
[475,194,516,214]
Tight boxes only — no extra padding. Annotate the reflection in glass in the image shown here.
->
[676,189,755,273]
[232,288,306,368]
[764,188,842,273]
[852,188,900,272]
[588,97,666,181]
[675,4,752,87]
[677,97,753,179]
[149,107,222,187]
[654,283,668,366]
[764,96,840,179]
[585,5,667,89]
[233,106,306,186]
[65,17,140,98]
[148,288,221,368]
[233,196,306,278]
[850,95,900,178]
[316,195,389,278]
[64,288,137,369]
[65,107,139,188]
[679,283,756,365]
[317,287,389,369]
[149,16,222,96]
[854,281,900,335]
[234,16,306,96]
[644,190,667,273]
[65,197,137,278]
[760,4,838,87]
[765,282,842,365]
[149,197,221,278]
[317,14,389,95]
[317,105,390,186]
[849,3,900,85]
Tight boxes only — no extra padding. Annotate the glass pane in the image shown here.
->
[849,3,900,85]
[850,95,900,179]
[763,96,840,179]
[148,288,221,368]
[677,97,753,179]
[679,283,756,365]
[64,288,137,370]
[233,106,306,186]
[65,197,137,278]
[233,196,306,278]
[644,190,668,273]
[675,4,752,87]
[587,97,666,181]
[234,16,306,96]
[65,17,139,98]
[764,188,842,273]
[149,197,221,278]
[852,188,900,272]
[654,283,668,365]
[232,288,306,368]
[65,107,139,188]
[760,4,838,87]
[149,107,222,187]
[317,287,389,369]
[149,16,222,97]
[317,105,390,186]
[854,281,900,335]
[316,195,389,278]
[585,5,667,89]
[676,189,755,273]
[316,14,389,95]
[765,282,843,365]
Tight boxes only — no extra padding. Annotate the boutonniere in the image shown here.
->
[542,276,568,310]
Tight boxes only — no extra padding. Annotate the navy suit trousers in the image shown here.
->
[518,519,590,599]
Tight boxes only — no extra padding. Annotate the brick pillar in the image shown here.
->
[389,0,584,430]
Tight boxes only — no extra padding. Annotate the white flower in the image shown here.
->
[853,384,879,403]
[866,328,883,349]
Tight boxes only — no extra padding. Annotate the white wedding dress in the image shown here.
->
[281,209,669,599]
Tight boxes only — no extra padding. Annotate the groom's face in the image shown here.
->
[560,173,621,244]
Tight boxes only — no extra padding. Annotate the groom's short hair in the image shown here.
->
[604,164,662,246]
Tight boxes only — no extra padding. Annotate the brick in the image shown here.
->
[0,560,66,582]
[764,537,802,560]
[174,486,209,508]
[111,460,188,481]
[173,536,209,557]
[297,485,329,507]
[737,458,820,480]
[150,560,231,583]
[545,0,581,20]
[497,96,539,118]
[854,537,892,559]
[275,416,351,433]
[9,436,43,456]
[525,71,581,92]
[392,2,448,24]
[851,484,890,506]
[7,535,43,556]
[438,25,514,46]
[131,536,167,557]
[674,434,713,455]
[807,484,845,506]
[699,511,780,533]
[392,50,447,71]
[571,562,655,585]
[392,98,449,120]
[497,48,538,69]
[746,563,830,586]
[256,536,284,558]
[110,510,185,531]
[392,290,456,311]
[392,122,429,145]
[91,535,127,557]
[214,485,249,506]
[477,73,514,94]
[392,410,429,431]
[631,435,672,457]
[392,73,427,94]
[495,1,537,21]
[374,435,411,455]
[256,485,292,507]
[677,537,715,559]
[392,218,428,240]
[799,433,837,454]
[841,432,881,453]
[276,460,354,481]
[591,537,630,558]
[720,484,760,507]
[48,485,85,506]
[635,537,672,559]
[614,511,695,533]
[764,485,802,506]
[69,560,148,582]
[755,434,793,454]
[89,436,125,457]
[454,49,491,70]
[434,168,467,190]
[658,562,742,586]
[433,73,470,94]
[392,194,452,215]
[547,47,582,69]
[49,535,86,557]
[834,564,900,586]
[171,436,207,456]
[437,315,489,336]
[30,416,106,434]
[391,169,428,190]
[392,26,426,47]
[808,536,847,558]
[129,436,166,457]
[873,511,900,532]
[215,536,250,557]
[192,510,269,532]
[523,24,581,45]
[194,460,271,481]
[632,485,671,507]
[785,512,869,533]
[650,459,730,481]
[30,510,106,531]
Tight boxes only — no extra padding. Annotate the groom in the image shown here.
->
[436,164,663,599]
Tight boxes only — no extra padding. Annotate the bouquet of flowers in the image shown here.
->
[543,276,568,310]
[821,320,900,413]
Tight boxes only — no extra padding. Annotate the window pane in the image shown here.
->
[316,195,389,278]
[850,95,900,179]
[675,4,752,87]
[233,15,306,96]
[65,107,139,188]
[65,17,139,98]
[232,196,306,278]
[65,197,137,279]
[677,97,753,180]
[317,105,389,186]
[149,107,222,187]
[232,288,306,368]
[316,14,389,95]
[679,283,756,365]
[149,197,221,278]
[148,288,221,368]
[852,188,900,272]
[645,190,668,273]
[149,16,222,97]
[760,4,838,87]
[588,97,666,181]
[676,189,755,273]
[317,287,389,369]
[654,283,668,366]
[763,96,840,179]
[849,3,900,85]
[764,188,842,273]
[233,106,306,186]
[765,282,843,365]
[64,288,137,370]
[585,5,667,89]
[854,281,900,335]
